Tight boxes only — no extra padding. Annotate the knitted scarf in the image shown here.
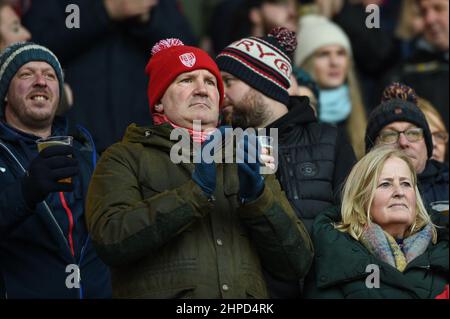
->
[360,223,433,272]
[319,84,352,124]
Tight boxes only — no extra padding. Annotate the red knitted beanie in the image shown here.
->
[145,39,224,112]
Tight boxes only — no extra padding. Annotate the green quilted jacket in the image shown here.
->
[86,123,313,298]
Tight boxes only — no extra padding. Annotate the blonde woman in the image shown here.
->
[295,14,367,159]
[304,147,448,298]
[417,97,449,163]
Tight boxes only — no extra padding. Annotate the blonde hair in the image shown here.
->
[336,146,437,243]
[301,52,367,159]
[417,97,447,133]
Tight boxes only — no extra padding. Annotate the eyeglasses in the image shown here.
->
[378,128,424,144]
[432,131,449,144]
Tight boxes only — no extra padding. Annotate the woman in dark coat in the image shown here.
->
[305,146,448,299]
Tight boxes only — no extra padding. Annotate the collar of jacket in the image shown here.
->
[122,122,180,152]
[0,116,69,143]
[266,96,317,135]
[408,40,449,64]
[312,206,449,290]
[312,207,373,289]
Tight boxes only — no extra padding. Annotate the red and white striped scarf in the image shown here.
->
[153,113,215,143]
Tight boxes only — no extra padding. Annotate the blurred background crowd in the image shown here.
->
[0,0,447,159]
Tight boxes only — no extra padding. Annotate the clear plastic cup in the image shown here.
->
[430,200,449,216]
[257,135,275,174]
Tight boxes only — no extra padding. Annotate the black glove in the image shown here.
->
[22,145,79,208]
[237,134,264,203]
[192,126,230,198]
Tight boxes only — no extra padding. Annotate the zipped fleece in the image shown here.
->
[86,123,313,298]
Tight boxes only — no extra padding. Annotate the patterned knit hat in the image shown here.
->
[145,38,224,112]
[216,27,297,106]
[365,83,433,158]
[0,42,64,115]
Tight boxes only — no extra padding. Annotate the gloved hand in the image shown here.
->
[192,126,230,198]
[237,135,264,203]
[21,145,79,208]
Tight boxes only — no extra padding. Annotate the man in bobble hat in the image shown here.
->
[217,27,355,298]
[85,38,312,298]
[366,82,448,207]
[0,42,111,298]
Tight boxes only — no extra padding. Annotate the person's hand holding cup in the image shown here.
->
[257,135,276,174]
[36,136,74,184]
[21,136,78,208]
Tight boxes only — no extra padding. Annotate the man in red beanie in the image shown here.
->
[85,39,312,298]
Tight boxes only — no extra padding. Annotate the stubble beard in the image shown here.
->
[231,90,271,129]
[7,99,57,131]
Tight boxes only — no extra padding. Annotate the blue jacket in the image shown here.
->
[0,117,111,298]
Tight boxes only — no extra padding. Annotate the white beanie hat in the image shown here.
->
[295,14,352,66]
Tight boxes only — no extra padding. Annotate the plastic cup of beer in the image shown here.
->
[257,136,273,156]
[36,136,73,183]
[430,200,449,216]
[257,135,275,174]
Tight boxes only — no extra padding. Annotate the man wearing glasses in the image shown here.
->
[365,83,448,208]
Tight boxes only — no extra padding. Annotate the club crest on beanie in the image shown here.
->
[0,42,64,115]
[216,27,297,106]
[145,38,224,112]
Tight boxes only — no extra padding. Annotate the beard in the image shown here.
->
[6,99,57,131]
[231,89,272,129]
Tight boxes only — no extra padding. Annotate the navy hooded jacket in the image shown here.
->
[0,116,111,298]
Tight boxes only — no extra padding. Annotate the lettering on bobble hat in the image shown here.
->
[216,27,297,106]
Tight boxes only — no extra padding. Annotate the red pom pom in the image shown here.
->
[268,27,297,54]
[151,38,184,56]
